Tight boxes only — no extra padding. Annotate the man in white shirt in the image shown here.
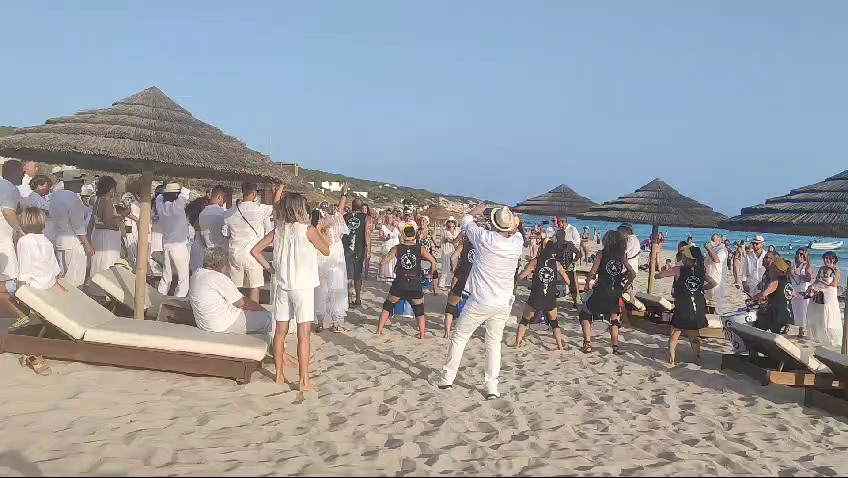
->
[18,160,38,198]
[742,235,767,297]
[198,185,229,251]
[155,182,191,297]
[438,204,524,400]
[223,182,272,302]
[557,216,581,250]
[619,223,640,279]
[50,166,65,192]
[704,233,728,307]
[49,169,95,287]
[189,247,272,335]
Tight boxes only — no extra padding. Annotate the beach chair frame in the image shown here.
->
[804,350,848,416]
[622,304,727,340]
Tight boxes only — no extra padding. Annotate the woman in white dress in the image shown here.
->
[315,187,350,332]
[120,191,141,269]
[88,176,125,278]
[439,217,459,288]
[791,248,812,338]
[379,213,401,283]
[806,251,842,348]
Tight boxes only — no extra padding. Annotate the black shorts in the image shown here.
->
[345,250,365,280]
[389,284,424,301]
[450,273,469,297]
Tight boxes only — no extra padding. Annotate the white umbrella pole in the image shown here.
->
[133,169,153,320]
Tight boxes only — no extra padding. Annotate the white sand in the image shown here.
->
[2,249,848,475]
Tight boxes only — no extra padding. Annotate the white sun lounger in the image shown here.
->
[805,348,848,415]
[91,264,190,319]
[2,279,268,382]
[720,323,838,387]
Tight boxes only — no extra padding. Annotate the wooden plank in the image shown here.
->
[722,354,840,388]
[805,388,848,417]
[0,333,260,383]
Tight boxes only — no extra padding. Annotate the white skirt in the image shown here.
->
[439,242,456,288]
[315,241,349,323]
[791,294,810,329]
[807,287,842,349]
[90,228,122,278]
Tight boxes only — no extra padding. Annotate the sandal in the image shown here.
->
[612,345,623,356]
[23,355,51,376]
[581,340,592,354]
[10,315,31,329]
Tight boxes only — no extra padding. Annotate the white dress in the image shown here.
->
[315,214,349,325]
[790,263,811,329]
[380,224,400,283]
[439,228,459,288]
[806,276,842,349]
[89,198,122,278]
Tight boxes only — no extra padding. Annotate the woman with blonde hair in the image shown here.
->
[791,247,813,338]
[252,187,330,391]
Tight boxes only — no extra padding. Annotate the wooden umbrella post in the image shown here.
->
[133,169,153,320]
[647,223,659,294]
[843,313,847,355]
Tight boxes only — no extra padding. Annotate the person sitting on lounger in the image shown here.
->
[188,247,272,335]
[746,253,794,334]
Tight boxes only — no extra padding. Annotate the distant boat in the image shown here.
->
[808,240,843,251]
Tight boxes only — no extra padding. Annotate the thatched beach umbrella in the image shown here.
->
[0,86,286,320]
[512,184,597,217]
[721,170,848,353]
[578,178,727,293]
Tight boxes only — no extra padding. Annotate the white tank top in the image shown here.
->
[273,222,319,290]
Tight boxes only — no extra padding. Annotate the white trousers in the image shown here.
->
[158,243,190,297]
[56,244,87,287]
[439,299,510,395]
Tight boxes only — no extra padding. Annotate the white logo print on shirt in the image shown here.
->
[400,251,417,270]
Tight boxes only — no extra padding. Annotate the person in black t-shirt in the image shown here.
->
[442,234,474,338]
[377,225,439,339]
[513,238,572,350]
[342,196,372,307]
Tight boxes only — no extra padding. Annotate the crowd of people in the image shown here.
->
[0,158,846,397]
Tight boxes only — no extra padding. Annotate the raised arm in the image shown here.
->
[306,224,331,256]
[338,183,349,214]
[273,182,285,205]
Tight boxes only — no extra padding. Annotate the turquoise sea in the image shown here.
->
[519,215,848,275]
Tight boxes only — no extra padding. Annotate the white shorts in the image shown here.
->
[273,286,314,324]
[230,261,265,288]
[224,309,273,335]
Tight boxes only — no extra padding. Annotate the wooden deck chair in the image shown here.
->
[625,292,725,339]
[91,264,191,322]
[804,348,848,416]
[720,323,839,388]
[1,279,268,383]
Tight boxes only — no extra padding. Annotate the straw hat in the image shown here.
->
[490,206,515,232]
[445,216,457,224]
[751,235,765,244]
[60,169,84,182]
[51,165,64,175]
[773,257,790,274]
[80,184,96,197]
[163,182,182,193]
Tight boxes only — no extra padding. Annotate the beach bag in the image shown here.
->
[812,291,825,305]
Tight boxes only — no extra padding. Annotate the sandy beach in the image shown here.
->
[1,245,848,476]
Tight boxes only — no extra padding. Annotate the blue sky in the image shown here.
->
[2,1,847,214]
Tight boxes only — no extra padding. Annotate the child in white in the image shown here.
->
[17,207,62,291]
[252,189,329,391]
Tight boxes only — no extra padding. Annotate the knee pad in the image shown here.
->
[382,299,395,313]
[519,318,531,327]
[412,302,425,317]
[445,303,458,317]
[609,318,621,328]
[549,319,560,330]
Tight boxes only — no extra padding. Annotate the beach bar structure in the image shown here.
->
[578,178,727,294]
[721,170,848,353]
[512,184,596,217]
[0,86,288,320]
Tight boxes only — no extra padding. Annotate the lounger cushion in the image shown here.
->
[706,314,722,329]
[83,319,269,361]
[815,347,848,370]
[634,292,674,311]
[92,265,155,310]
[15,279,117,340]
[730,323,831,374]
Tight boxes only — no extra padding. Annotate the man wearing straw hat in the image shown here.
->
[156,182,192,297]
[49,168,95,287]
[742,235,768,297]
[438,204,523,400]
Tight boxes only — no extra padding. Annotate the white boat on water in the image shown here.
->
[808,240,843,251]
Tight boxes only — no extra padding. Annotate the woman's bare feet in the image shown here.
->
[299,382,316,392]
[275,373,286,385]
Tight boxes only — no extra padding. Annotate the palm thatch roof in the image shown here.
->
[512,184,596,217]
[721,170,848,237]
[0,87,288,182]
[577,178,726,228]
